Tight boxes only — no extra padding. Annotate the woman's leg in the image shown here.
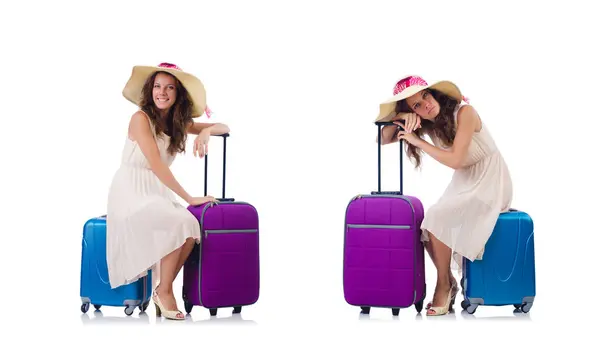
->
[174,237,196,279]
[426,231,453,315]
[154,241,190,319]
[424,236,458,308]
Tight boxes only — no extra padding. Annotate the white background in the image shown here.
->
[2,0,598,357]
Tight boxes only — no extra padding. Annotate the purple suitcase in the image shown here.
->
[183,133,260,316]
[344,121,426,316]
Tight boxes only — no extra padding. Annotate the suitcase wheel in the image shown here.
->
[521,302,533,313]
[391,308,400,316]
[81,303,90,314]
[233,306,242,314]
[360,306,370,315]
[461,300,469,310]
[209,308,218,316]
[461,299,478,314]
[139,301,149,313]
[465,303,478,314]
[184,301,194,314]
[94,305,102,311]
[516,302,533,313]
[414,300,424,314]
[124,305,135,316]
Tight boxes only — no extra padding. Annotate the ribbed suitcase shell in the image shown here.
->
[344,194,426,315]
[183,202,260,316]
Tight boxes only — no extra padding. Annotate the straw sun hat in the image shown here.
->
[375,75,468,122]
[122,62,212,118]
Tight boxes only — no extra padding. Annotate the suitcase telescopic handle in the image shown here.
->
[203,133,235,202]
[371,121,404,196]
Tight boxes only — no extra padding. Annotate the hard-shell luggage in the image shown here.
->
[343,121,426,316]
[183,133,260,316]
[461,209,536,314]
[79,215,151,316]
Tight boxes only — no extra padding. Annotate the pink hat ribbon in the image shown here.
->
[393,75,469,104]
[157,62,212,118]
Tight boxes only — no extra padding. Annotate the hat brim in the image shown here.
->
[374,80,463,122]
[122,65,207,118]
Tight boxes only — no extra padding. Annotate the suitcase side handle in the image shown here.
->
[203,133,235,202]
[371,121,404,195]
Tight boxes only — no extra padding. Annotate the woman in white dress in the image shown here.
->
[106,63,230,320]
[377,76,513,316]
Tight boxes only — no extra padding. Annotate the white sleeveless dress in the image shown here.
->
[106,113,201,289]
[420,104,513,268]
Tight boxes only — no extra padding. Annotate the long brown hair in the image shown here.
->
[139,71,193,155]
[396,89,459,168]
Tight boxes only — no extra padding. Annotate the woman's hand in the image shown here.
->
[392,112,421,133]
[187,196,219,206]
[394,121,421,145]
[193,129,211,158]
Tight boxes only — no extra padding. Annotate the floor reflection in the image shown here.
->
[80,308,257,325]
[181,313,257,326]
[80,310,151,325]
[460,308,532,321]
[354,306,532,321]
[357,312,428,321]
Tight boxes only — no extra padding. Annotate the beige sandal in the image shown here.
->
[153,290,185,320]
[426,280,458,310]
[427,287,454,316]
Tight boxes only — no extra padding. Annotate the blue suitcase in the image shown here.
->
[79,215,152,315]
[460,209,536,314]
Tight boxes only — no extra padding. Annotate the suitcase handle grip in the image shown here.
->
[370,191,402,195]
[212,133,230,138]
[375,122,404,195]
[203,133,231,199]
